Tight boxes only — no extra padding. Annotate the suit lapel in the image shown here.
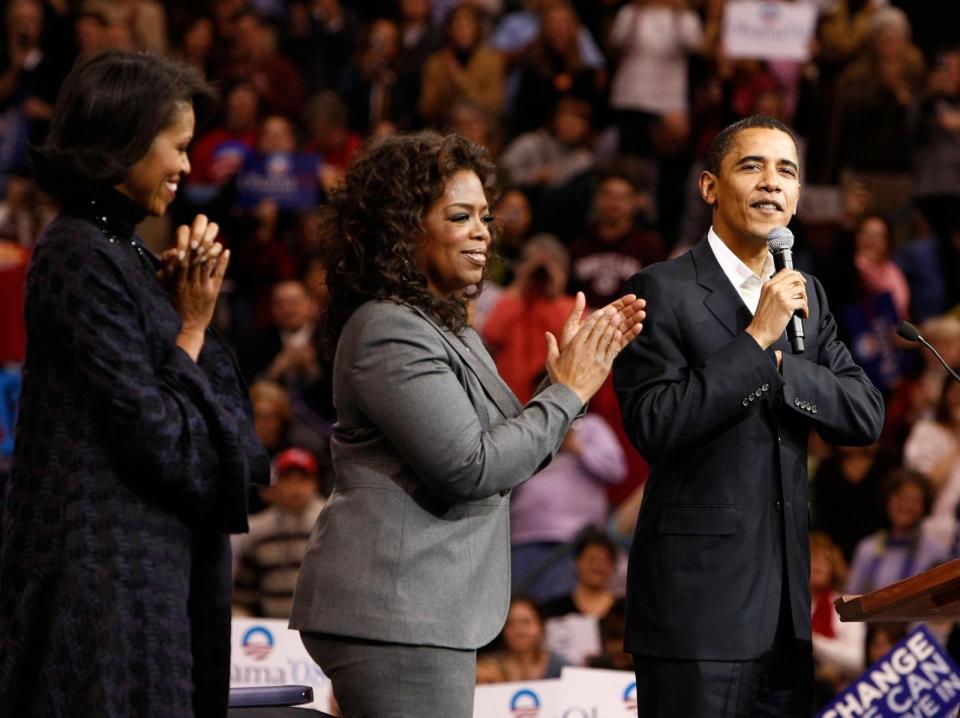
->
[692,238,754,338]
[410,305,523,418]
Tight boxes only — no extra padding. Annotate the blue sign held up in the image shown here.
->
[235,151,321,210]
[818,625,960,718]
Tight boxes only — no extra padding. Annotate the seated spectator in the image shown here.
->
[187,81,259,192]
[482,234,576,403]
[510,415,625,601]
[281,0,360,94]
[233,448,326,618]
[866,622,907,665]
[812,444,897,561]
[567,166,665,309]
[904,371,960,547]
[74,7,110,57]
[339,18,418,133]
[810,532,866,708]
[853,214,910,320]
[222,10,306,117]
[607,0,703,157]
[586,597,632,671]
[303,91,361,192]
[541,528,618,620]
[884,314,960,449]
[910,46,960,244]
[489,597,569,681]
[847,469,948,595]
[499,96,595,189]
[175,15,216,75]
[245,278,318,374]
[488,186,533,282]
[418,2,505,125]
[829,7,925,227]
[443,96,501,155]
[512,1,603,136]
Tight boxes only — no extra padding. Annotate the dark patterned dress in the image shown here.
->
[0,189,270,717]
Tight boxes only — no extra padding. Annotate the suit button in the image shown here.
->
[761,384,769,392]
[749,394,756,402]
[742,398,749,407]
[812,405,819,414]
[794,397,801,407]
[775,500,783,511]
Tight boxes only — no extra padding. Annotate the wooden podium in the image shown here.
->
[835,558,960,622]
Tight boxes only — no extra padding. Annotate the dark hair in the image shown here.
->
[31,51,217,198]
[704,115,800,177]
[574,526,618,562]
[318,131,498,356]
[882,467,934,517]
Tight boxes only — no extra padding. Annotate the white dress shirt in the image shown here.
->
[707,226,774,315]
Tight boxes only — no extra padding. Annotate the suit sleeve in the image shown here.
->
[779,277,884,446]
[348,304,584,502]
[613,270,783,463]
[32,234,257,528]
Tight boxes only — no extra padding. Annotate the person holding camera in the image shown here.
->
[482,234,576,403]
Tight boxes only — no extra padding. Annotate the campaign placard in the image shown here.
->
[817,625,960,718]
[230,618,334,712]
[723,1,818,62]
[235,151,321,210]
[474,679,562,718]
[559,667,637,717]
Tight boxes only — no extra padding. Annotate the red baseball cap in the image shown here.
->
[272,447,318,477]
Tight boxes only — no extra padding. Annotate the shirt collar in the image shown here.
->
[707,226,774,289]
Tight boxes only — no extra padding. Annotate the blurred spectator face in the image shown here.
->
[226,84,260,132]
[234,14,267,58]
[855,216,890,264]
[868,627,899,664]
[503,600,544,654]
[258,116,298,153]
[8,0,43,49]
[652,111,690,154]
[872,24,908,61]
[447,101,495,150]
[75,13,108,55]
[271,280,315,332]
[553,99,590,145]
[594,177,637,228]
[183,17,215,59]
[495,190,532,240]
[303,257,329,310]
[575,543,615,591]
[886,482,925,533]
[368,19,400,63]
[253,398,287,447]
[272,469,318,512]
[448,6,480,51]
[923,317,960,369]
[542,5,577,54]
[400,0,431,23]
[810,548,832,592]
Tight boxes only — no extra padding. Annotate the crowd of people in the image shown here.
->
[2,0,960,712]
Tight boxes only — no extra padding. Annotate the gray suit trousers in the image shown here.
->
[301,633,477,718]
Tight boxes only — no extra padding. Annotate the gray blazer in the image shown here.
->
[289,300,583,649]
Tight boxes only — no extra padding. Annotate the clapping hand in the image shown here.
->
[545,292,646,405]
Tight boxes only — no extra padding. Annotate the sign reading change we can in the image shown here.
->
[818,625,960,718]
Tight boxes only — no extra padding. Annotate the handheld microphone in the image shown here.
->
[897,321,960,384]
[766,226,804,354]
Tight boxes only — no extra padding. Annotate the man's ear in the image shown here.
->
[699,170,718,206]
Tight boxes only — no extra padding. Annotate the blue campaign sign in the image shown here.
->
[818,625,960,718]
[235,151,321,210]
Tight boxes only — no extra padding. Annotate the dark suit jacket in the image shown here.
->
[613,239,884,661]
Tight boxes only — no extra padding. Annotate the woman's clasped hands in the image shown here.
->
[156,214,230,360]
[545,291,646,404]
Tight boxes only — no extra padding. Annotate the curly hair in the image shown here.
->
[318,131,498,356]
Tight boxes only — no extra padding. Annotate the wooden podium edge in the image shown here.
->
[834,558,960,622]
